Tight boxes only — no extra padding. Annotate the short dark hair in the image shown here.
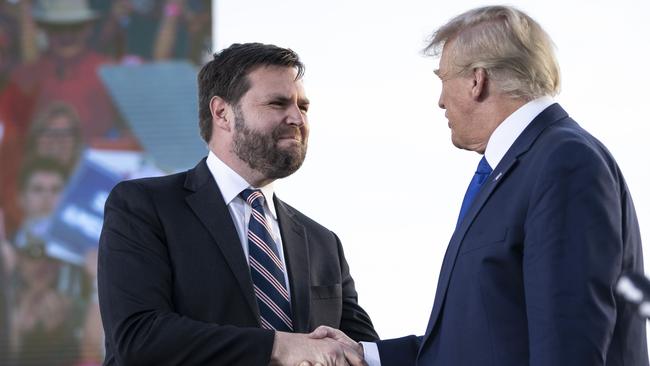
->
[197,42,305,143]
[18,157,68,193]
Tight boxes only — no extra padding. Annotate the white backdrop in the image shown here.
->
[213,0,650,341]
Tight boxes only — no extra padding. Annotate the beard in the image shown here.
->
[232,105,308,180]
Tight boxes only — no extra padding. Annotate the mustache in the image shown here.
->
[272,125,303,141]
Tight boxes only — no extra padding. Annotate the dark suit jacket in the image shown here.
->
[98,159,378,365]
[378,104,648,365]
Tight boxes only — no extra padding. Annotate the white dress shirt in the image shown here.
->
[205,151,292,298]
[361,96,555,365]
[483,96,554,168]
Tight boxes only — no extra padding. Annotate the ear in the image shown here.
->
[471,68,488,101]
[210,96,232,132]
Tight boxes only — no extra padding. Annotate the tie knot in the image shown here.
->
[476,157,492,175]
[241,188,265,208]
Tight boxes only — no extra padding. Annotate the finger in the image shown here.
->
[308,325,332,339]
[299,362,311,366]
[323,330,357,348]
[335,359,350,366]
[342,344,366,366]
[316,326,350,343]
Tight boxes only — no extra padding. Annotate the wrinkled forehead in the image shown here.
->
[433,39,467,79]
[433,42,453,78]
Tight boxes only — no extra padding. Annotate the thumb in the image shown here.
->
[308,326,330,339]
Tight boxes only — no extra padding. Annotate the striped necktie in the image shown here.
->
[240,189,293,331]
[456,156,493,227]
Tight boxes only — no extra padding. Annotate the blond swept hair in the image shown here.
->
[426,5,561,100]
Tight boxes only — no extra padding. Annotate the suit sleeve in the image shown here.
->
[376,335,422,366]
[523,140,624,365]
[334,233,380,342]
[98,181,274,366]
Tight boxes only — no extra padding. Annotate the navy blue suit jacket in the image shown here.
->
[378,104,648,365]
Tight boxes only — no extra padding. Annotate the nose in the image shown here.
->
[286,104,306,127]
[438,91,445,109]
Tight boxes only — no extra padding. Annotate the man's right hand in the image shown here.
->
[307,326,365,366]
[270,331,366,366]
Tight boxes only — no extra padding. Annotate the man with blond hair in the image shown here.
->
[313,5,648,365]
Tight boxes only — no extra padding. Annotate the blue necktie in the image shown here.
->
[240,189,293,331]
[457,157,493,227]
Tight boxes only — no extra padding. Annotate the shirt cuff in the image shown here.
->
[360,341,381,366]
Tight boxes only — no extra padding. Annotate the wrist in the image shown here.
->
[270,331,288,365]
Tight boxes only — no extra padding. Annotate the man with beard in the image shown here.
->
[97,43,378,366]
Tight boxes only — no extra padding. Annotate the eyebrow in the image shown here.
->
[267,94,310,105]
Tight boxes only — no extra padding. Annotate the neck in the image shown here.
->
[496,96,529,122]
[475,96,528,154]
[208,143,273,187]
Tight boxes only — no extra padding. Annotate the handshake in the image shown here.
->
[270,326,367,366]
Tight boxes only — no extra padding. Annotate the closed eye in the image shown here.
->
[269,100,287,107]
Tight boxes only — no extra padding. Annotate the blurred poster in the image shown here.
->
[0,0,212,364]
[99,61,207,172]
[46,153,122,265]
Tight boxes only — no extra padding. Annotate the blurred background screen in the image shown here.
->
[0,0,211,364]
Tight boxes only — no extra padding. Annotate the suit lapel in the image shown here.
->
[275,197,311,333]
[419,103,569,352]
[420,157,516,344]
[184,159,260,323]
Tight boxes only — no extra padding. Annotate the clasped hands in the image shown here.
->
[270,326,367,366]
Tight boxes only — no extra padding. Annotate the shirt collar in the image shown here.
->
[206,151,278,219]
[483,96,554,168]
